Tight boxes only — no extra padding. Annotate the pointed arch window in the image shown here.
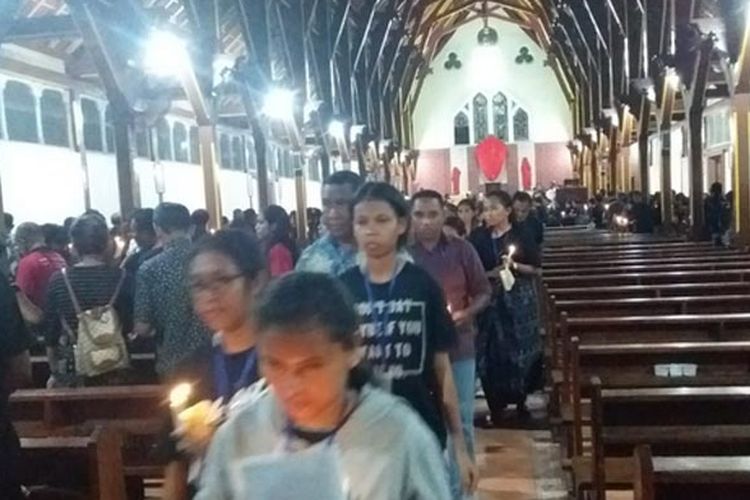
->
[513,108,529,141]
[492,92,508,140]
[454,111,470,145]
[472,93,488,143]
[4,81,38,143]
[82,98,103,152]
[156,117,172,161]
[40,89,68,147]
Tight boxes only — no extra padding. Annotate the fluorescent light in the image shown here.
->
[263,88,295,120]
[328,120,345,139]
[143,29,189,78]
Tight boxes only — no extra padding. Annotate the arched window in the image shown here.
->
[189,126,200,164]
[220,133,231,169]
[104,105,114,153]
[513,108,529,141]
[40,89,68,147]
[232,136,245,170]
[472,93,488,143]
[173,122,189,162]
[4,81,38,143]
[135,126,149,158]
[454,111,470,145]
[246,138,257,173]
[492,92,508,140]
[156,117,172,160]
[81,98,103,151]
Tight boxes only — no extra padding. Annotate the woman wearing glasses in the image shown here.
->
[160,229,266,500]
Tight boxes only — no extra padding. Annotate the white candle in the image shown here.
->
[169,382,192,426]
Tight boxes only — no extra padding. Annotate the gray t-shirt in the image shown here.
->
[196,384,451,500]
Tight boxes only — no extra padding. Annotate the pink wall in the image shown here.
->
[534,142,573,187]
[416,142,572,194]
[415,148,451,194]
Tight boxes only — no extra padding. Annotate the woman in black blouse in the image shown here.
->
[469,190,541,423]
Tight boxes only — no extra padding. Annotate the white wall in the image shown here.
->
[0,140,323,224]
[413,18,572,150]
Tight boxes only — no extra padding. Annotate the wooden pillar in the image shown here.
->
[112,109,139,218]
[295,154,308,242]
[252,125,270,210]
[688,109,705,238]
[732,94,750,243]
[638,98,651,195]
[590,142,599,196]
[198,125,222,229]
[609,126,620,192]
[660,128,673,226]
[71,91,92,211]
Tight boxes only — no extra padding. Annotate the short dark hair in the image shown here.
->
[457,198,476,211]
[487,190,513,209]
[154,202,191,233]
[411,189,445,207]
[352,182,410,247]
[42,223,69,248]
[444,215,466,236]
[190,229,265,281]
[131,208,155,235]
[191,209,210,227]
[513,191,532,204]
[255,272,370,388]
[324,171,364,192]
[70,214,109,256]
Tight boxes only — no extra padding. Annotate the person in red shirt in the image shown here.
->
[14,222,66,309]
[258,205,297,277]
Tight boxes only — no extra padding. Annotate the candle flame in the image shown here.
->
[508,244,517,257]
[169,382,192,408]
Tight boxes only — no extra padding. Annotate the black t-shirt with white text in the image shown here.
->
[340,262,457,446]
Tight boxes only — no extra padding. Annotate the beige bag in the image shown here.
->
[61,268,129,377]
[16,290,43,325]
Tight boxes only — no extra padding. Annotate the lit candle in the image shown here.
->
[604,203,610,211]
[169,382,192,426]
[508,244,517,258]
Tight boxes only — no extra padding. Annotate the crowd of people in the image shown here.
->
[1,170,738,498]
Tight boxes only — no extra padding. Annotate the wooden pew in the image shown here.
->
[543,252,750,269]
[582,382,750,500]
[19,425,127,500]
[633,445,750,500]
[551,295,750,320]
[544,259,750,277]
[566,340,750,458]
[30,353,157,388]
[11,385,167,499]
[544,269,750,288]
[546,281,750,302]
[544,247,744,263]
[545,240,713,253]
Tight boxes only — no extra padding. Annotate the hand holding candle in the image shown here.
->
[169,383,223,456]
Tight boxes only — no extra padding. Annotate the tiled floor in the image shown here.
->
[474,395,568,500]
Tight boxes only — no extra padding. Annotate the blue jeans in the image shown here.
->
[448,358,477,500]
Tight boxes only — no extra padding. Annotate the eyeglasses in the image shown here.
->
[189,274,244,294]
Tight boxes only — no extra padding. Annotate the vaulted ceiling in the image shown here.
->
[0,0,746,147]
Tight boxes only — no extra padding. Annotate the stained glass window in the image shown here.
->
[513,108,529,141]
[472,93,488,143]
[454,111,470,145]
[492,92,508,140]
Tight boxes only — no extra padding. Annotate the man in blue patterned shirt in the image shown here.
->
[134,203,211,377]
[296,171,363,276]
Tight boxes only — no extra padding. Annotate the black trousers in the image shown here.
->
[0,420,24,500]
